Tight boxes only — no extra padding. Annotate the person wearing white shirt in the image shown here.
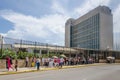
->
[59,58,64,68]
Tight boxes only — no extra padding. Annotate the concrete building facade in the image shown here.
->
[65,6,113,50]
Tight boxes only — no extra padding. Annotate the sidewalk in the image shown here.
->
[0,63,107,75]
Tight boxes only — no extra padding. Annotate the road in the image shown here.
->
[0,64,120,80]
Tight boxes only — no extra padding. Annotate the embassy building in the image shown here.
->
[65,6,113,50]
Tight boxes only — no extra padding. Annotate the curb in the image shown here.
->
[0,63,116,75]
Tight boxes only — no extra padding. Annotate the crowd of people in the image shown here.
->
[6,56,95,71]
[29,56,95,69]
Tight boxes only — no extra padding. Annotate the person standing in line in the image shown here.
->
[31,57,36,67]
[31,57,35,67]
[36,57,40,70]
[15,59,18,71]
[7,57,11,71]
[60,57,64,68]
[6,56,8,70]
[25,56,29,67]
[10,56,14,70]
[7,56,12,71]
[54,58,57,67]
[57,58,60,68]
[49,59,54,68]
[42,58,45,66]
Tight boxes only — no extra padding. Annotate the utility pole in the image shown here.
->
[46,43,49,57]
[20,39,22,54]
[34,42,37,55]
[0,35,3,57]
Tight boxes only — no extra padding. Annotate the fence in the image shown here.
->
[1,36,120,62]
[0,36,78,58]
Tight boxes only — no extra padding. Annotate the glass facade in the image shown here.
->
[71,13,100,49]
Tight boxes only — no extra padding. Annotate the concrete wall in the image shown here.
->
[100,12,113,50]
[0,59,25,69]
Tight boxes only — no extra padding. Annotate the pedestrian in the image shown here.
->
[49,59,54,68]
[25,56,29,67]
[15,59,18,71]
[7,56,13,71]
[68,58,71,65]
[10,56,14,70]
[31,57,36,67]
[42,58,45,66]
[6,56,8,70]
[7,57,11,71]
[54,58,57,67]
[36,57,40,70]
[59,57,64,68]
[57,58,60,67]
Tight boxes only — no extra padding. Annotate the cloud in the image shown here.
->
[113,4,120,50]
[0,10,69,45]
[51,0,67,15]
[113,4,120,33]
[1,0,120,47]
[74,0,111,17]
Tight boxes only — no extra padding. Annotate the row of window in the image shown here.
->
[72,25,99,35]
[72,31,99,39]
[70,13,100,49]
[72,13,100,31]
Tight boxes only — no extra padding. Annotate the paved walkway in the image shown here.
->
[0,63,108,75]
[1,64,120,80]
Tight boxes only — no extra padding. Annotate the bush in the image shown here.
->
[0,49,39,59]
[42,53,60,58]
[17,52,37,59]
[0,49,61,59]
[1,49,17,59]
[17,51,27,59]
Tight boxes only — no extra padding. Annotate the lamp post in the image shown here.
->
[46,43,49,57]
[70,47,71,57]
[56,45,57,54]
[20,39,22,54]
[34,42,37,55]
[107,46,110,56]
[0,35,3,57]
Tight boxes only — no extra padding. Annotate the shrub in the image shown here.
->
[0,49,37,59]
[1,49,17,59]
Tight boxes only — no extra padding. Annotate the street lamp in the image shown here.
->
[34,42,37,55]
[46,43,49,57]
[0,35,3,57]
[106,46,110,56]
